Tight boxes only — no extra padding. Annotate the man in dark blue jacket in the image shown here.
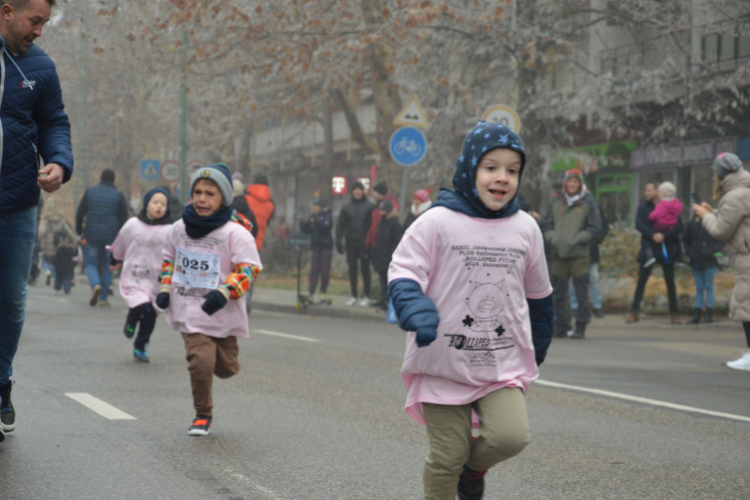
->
[76,169,129,307]
[0,0,74,443]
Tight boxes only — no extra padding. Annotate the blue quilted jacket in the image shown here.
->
[0,39,73,213]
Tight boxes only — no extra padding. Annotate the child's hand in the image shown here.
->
[156,292,170,310]
[415,328,437,347]
[201,290,228,316]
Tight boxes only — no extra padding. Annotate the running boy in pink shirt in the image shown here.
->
[109,188,173,362]
[156,164,261,436]
[389,122,554,500]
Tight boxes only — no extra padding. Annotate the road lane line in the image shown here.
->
[536,379,750,423]
[65,393,136,420]
[253,329,320,343]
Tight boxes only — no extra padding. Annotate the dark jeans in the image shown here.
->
[631,261,677,314]
[346,244,371,299]
[0,207,37,386]
[54,274,72,294]
[377,270,389,305]
[126,303,158,351]
[551,257,590,333]
[743,322,750,348]
[309,248,333,295]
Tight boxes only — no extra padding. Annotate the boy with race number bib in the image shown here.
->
[389,122,554,500]
[109,188,173,362]
[156,164,261,436]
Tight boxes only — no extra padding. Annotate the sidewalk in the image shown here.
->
[252,287,387,322]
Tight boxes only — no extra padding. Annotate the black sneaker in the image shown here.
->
[124,321,136,339]
[188,416,212,436]
[570,324,586,339]
[0,381,15,433]
[457,466,486,500]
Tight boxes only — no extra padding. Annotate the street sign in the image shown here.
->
[187,160,205,177]
[393,96,428,129]
[332,176,348,196]
[481,105,521,132]
[140,159,160,180]
[160,160,179,183]
[389,126,427,167]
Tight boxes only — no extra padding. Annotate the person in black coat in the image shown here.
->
[628,183,683,324]
[300,198,334,299]
[683,217,724,324]
[372,200,403,310]
[335,181,375,305]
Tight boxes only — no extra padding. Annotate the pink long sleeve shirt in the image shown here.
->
[388,207,552,426]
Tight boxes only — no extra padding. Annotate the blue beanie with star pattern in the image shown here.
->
[448,121,525,219]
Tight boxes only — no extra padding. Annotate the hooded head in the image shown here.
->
[449,121,525,218]
[142,187,171,221]
[563,169,584,197]
[190,163,234,207]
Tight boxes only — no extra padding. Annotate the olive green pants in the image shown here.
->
[421,387,530,500]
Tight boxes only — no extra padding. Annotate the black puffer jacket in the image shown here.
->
[300,207,333,250]
[683,219,724,270]
[75,182,129,245]
[335,195,374,251]
[372,213,403,273]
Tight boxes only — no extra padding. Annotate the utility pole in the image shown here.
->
[178,30,188,205]
[76,0,90,202]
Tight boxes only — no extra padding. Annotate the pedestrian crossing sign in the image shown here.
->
[140,159,160,180]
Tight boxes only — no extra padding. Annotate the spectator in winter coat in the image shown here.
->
[371,200,403,311]
[541,169,602,339]
[365,181,399,250]
[402,189,432,233]
[300,198,334,300]
[52,230,78,295]
[335,181,375,306]
[229,179,259,239]
[75,169,129,307]
[570,203,609,319]
[683,217,724,324]
[628,183,683,325]
[243,174,275,251]
[694,153,750,370]
[37,201,78,285]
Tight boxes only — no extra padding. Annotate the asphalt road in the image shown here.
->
[1,283,749,500]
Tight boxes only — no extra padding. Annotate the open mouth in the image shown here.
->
[488,189,507,200]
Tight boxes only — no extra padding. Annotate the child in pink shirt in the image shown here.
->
[156,164,261,436]
[648,181,684,232]
[109,188,173,362]
[389,122,553,500]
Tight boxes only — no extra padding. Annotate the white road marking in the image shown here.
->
[253,329,320,343]
[230,473,286,500]
[65,393,136,420]
[536,380,750,423]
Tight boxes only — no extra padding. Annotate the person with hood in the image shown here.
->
[243,174,275,251]
[300,198,334,301]
[541,169,602,339]
[335,181,375,306]
[403,188,432,232]
[108,188,173,363]
[627,182,683,325]
[76,169,129,307]
[389,121,553,500]
[694,153,750,370]
[156,164,262,435]
[365,181,399,251]
[37,200,78,285]
[371,200,403,310]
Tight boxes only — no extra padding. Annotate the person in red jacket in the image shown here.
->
[365,182,399,251]
[244,174,275,252]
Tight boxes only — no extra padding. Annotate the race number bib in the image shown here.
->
[173,247,221,289]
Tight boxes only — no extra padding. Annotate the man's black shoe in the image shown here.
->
[570,324,586,339]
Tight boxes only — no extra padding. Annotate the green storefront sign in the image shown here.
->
[550,141,637,173]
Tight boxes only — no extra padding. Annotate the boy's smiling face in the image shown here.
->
[192,179,223,217]
[474,148,521,211]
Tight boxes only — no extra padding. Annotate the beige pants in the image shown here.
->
[422,387,529,500]
[181,332,241,417]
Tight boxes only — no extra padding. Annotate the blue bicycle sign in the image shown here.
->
[390,126,427,166]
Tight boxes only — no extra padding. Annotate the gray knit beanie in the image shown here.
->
[190,163,234,206]
[712,152,744,180]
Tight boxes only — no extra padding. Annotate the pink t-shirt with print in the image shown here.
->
[388,206,552,426]
[162,219,262,339]
[109,218,173,310]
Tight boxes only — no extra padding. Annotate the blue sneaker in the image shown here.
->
[133,348,149,363]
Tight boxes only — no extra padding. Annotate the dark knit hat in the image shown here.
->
[373,182,388,195]
[190,163,234,206]
[712,152,744,179]
[351,181,365,192]
[101,169,115,184]
[143,187,170,209]
[253,173,269,186]
[379,199,393,213]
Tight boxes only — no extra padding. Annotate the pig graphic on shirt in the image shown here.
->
[463,281,506,334]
